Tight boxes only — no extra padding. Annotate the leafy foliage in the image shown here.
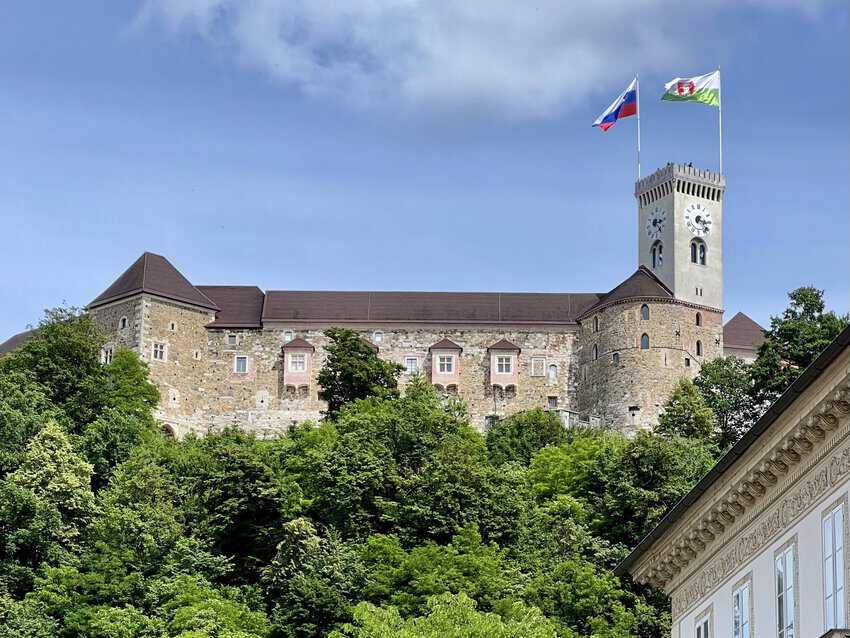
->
[655,378,715,442]
[693,357,757,449]
[317,328,403,419]
[486,409,567,466]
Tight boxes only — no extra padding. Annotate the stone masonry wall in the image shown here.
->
[90,297,143,352]
[577,299,723,433]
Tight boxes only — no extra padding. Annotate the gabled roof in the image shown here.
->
[488,338,520,352]
[429,338,463,352]
[198,286,264,328]
[0,328,36,355]
[723,312,765,351]
[282,337,315,351]
[617,324,850,577]
[89,253,219,311]
[261,290,602,324]
[582,267,673,317]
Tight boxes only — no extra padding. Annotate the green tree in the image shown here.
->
[694,357,758,449]
[103,348,160,419]
[262,518,365,638]
[485,409,567,467]
[751,286,848,405]
[331,593,559,638]
[317,328,403,419]
[76,410,157,490]
[0,422,95,595]
[0,371,64,477]
[0,308,107,427]
[0,596,58,638]
[655,378,716,442]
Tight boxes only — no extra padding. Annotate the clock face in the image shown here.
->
[645,207,667,240]
[684,203,713,237]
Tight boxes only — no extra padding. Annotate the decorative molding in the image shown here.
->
[632,375,850,596]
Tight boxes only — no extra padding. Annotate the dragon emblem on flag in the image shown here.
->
[677,80,696,96]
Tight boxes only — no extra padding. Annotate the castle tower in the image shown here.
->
[636,163,725,310]
[577,164,725,432]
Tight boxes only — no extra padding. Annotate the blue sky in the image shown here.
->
[1,1,847,339]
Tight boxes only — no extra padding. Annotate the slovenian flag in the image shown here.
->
[592,78,638,132]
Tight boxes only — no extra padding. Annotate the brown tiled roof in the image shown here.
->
[580,267,673,317]
[724,312,766,350]
[488,338,520,352]
[261,291,602,324]
[89,253,219,311]
[0,329,36,355]
[282,337,315,351]
[429,338,463,351]
[198,286,264,328]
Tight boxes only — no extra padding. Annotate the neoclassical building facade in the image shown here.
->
[1,163,763,437]
[619,325,850,638]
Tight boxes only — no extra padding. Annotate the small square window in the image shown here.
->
[531,357,545,377]
[289,353,306,372]
[685,357,691,367]
[496,355,512,374]
[227,334,237,346]
[547,396,558,409]
[283,330,294,342]
[153,343,166,361]
[372,331,384,343]
[404,357,419,375]
[438,355,454,374]
[234,356,248,374]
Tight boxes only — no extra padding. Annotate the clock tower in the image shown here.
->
[635,163,725,310]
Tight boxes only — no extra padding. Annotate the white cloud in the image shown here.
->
[137,0,826,118]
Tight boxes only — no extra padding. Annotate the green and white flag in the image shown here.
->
[661,70,720,107]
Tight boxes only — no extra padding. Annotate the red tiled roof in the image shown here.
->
[429,338,462,351]
[724,312,766,350]
[488,338,520,351]
[261,290,602,324]
[282,337,315,351]
[89,253,219,311]
[198,286,264,328]
[581,267,673,317]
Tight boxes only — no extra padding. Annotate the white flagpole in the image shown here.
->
[636,75,641,179]
[717,68,723,174]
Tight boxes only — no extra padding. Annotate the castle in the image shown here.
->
[2,163,765,437]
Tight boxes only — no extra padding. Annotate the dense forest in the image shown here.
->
[0,287,845,638]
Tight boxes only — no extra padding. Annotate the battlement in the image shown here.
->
[635,163,725,206]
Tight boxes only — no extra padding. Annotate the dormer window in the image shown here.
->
[438,355,454,374]
[288,353,306,372]
[496,355,513,374]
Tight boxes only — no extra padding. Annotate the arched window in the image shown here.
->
[593,316,600,333]
[651,241,663,269]
[119,316,128,330]
[695,312,702,326]
[547,364,558,382]
[691,239,707,265]
[640,333,650,350]
[592,344,598,361]
[640,304,650,321]
[696,340,703,356]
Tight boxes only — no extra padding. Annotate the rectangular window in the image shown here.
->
[101,347,113,365]
[695,617,709,638]
[289,353,306,373]
[438,355,453,374]
[404,357,419,375]
[152,343,166,361]
[234,356,248,374]
[824,503,846,630]
[531,357,545,377]
[496,355,512,374]
[733,583,751,638]
[227,334,237,346]
[776,543,796,638]
[547,396,558,409]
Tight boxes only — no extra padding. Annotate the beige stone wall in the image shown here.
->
[577,300,723,433]
[90,297,143,351]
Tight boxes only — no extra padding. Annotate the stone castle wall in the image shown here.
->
[577,299,723,432]
[93,296,583,437]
